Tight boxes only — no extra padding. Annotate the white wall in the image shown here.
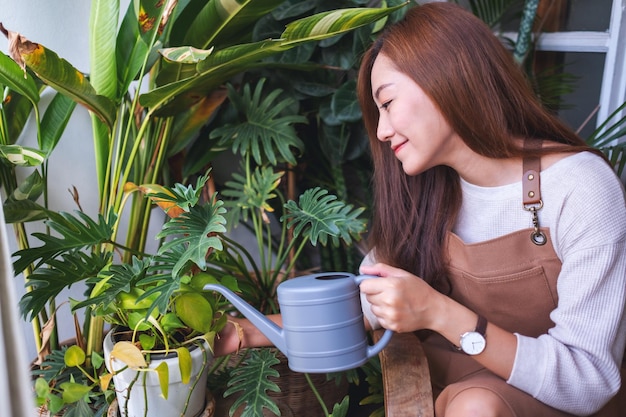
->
[1,0,109,361]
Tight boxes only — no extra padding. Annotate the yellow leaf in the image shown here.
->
[99,373,113,391]
[109,341,147,369]
[176,347,192,384]
[154,362,169,399]
[136,183,183,218]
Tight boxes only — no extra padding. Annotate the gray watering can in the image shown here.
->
[204,272,393,373]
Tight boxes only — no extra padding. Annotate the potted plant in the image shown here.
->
[195,78,368,417]
[22,172,234,417]
[1,0,406,415]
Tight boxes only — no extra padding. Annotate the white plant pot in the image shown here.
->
[103,330,212,417]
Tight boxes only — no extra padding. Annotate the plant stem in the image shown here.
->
[305,372,330,417]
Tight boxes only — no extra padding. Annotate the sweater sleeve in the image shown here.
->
[507,157,626,415]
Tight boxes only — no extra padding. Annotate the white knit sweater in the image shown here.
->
[361,152,626,415]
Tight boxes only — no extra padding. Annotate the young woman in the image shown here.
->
[214,3,625,416]
[355,2,625,417]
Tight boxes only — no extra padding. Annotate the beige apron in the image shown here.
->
[422,151,624,416]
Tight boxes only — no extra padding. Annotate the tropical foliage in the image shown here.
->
[1,0,405,415]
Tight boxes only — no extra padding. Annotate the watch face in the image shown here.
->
[460,331,486,355]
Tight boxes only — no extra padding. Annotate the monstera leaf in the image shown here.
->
[210,79,307,165]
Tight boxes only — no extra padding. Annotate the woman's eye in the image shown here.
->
[380,100,391,110]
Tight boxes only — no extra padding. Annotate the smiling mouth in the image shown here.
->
[391,141,408,154]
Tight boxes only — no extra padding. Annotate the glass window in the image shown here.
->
[502,0,613,33]
[536,51,605,138]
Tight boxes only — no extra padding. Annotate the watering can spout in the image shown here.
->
[203,284,287,353]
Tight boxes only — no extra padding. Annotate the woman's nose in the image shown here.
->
[376,116,393,142]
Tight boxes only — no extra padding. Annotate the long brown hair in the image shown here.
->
[357,2,600,292]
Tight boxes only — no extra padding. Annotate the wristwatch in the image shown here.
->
[458,315,487,355]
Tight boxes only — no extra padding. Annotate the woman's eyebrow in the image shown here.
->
[374,83,393,101]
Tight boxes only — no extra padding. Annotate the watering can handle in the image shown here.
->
[354,275,394,358]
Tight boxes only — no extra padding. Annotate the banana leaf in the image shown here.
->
[140,3,408,115]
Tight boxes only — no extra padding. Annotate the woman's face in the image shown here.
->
[370,53,460,176]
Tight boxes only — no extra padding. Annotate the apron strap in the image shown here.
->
[522,139,542,206]
[522,139,546,245]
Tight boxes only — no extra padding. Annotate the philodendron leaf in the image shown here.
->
[99,373,113,391]
[224,348,281,417]
[154,361,169,399]
[64,345,86,367]
[282,187,366,246]
[157,199,227,276]
[176,347,192,385]
[174,292,213,334]
[59,382,92,404]
[34,377,50,400]
[330,395,350,417]
[109,341,147,369]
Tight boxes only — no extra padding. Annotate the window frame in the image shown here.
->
[502,0,626,129]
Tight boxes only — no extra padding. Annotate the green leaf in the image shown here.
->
[466,0,521,28]
[210,79,307,165]
[174,292,213,334]
[282,187,366,246]
[19,251,111,321]
[89,0,120,100]
[40,92,76,155]
[34,377,50,399]
[59,382,92,404]
[91,351,104,370]
[0,50,40,105]
[182,0,287,49]
[331,79,361,123]
[64,345,86,367]
[160,312,185,334]
[330,395,350,417]
[3,198,48,224]
[281,4,408,42]
[0,144,46,166]
[222,165,284,224]
[139,333,156,351]
[73,257,149,312]
[116,0,151,95]
[139,3,407,115]
[15,35,116,129]
[156,199,227,276]
[12,210,115,274]
[2,85,38,145]
[224,348,281,417]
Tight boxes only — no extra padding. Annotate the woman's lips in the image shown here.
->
[392,141,407,154]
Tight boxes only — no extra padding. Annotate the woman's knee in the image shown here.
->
[436,387,514,417]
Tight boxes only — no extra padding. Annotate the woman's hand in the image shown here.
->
[212,314,281,357]
[359,263,443,333]
[212,316,246,357]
